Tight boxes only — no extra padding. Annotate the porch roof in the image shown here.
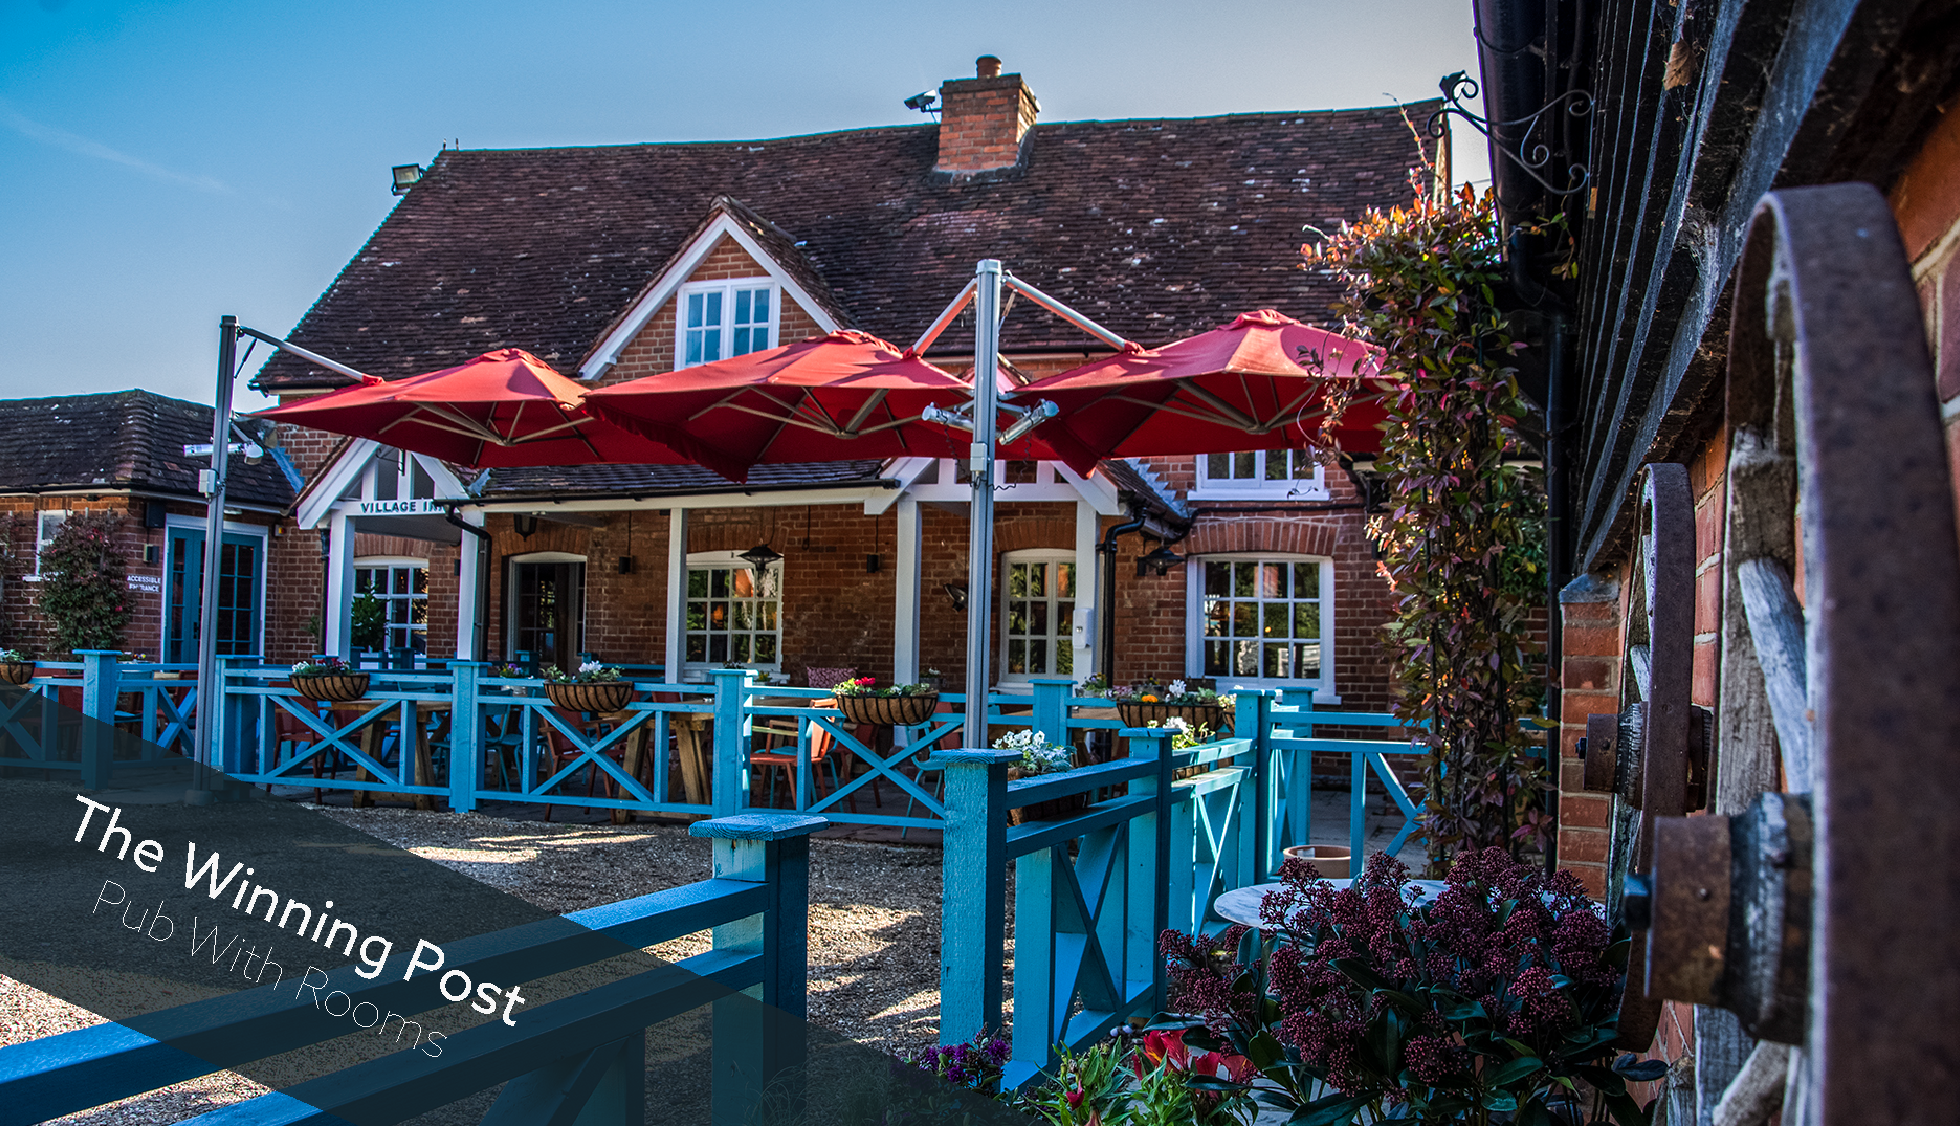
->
[0,390,298,508]
[475,459,892,502]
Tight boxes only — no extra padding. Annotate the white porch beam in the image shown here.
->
[894,497,922,683]
[664,508,688,680]
[455,509,485,660]
[1073,500,1099,680]
[464,486,893,515]
[323,510,355,657]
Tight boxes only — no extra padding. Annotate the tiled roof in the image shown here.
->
[481,460,890,500]
[0,391,297,509]
[255,103,1440,391]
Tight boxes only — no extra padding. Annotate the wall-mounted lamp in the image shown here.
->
[943,581,969,611]
[513,513,537,538]
[1137,545,1187,577]
[738,543,784,569]
[618,555,635,574]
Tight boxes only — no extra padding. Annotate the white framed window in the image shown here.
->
[683,550,783,676]
[29,510,68,579]
[1191,451,1331,500]
[1186,554,1335,695]
[677,279,776,368]
[354,556,429,654]
[1000,550,1078,684]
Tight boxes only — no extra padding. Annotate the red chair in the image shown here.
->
[751,707,849,810]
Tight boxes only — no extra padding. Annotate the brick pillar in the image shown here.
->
[1555,572,1621,900]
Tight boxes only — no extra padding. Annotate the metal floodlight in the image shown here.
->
[391,164,423,194]
[903,91,938,113]
[739,543,784,570]
[999,398,1059,446]
[1137,544,1187,577]
[943,581,969,611]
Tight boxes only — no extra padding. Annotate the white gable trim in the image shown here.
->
[888,458,1124,515]
[296,441,469,529]
[578,213,843,380]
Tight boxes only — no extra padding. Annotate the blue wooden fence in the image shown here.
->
[0,811,824,1126]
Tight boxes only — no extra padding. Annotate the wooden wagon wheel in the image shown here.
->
[1577,461,1697,1049]
[1638,184,1960,1125]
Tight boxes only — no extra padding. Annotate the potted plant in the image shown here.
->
[830,676,939,727]
[542,660,635,714]
[488,663,529,696]
[288,656,369,702]
[1077,672,1111,698]
[1150,715,1227,778]
[998,728,1087,824]
[1113,679,1233,731]
[1157,848,1662,1126]
[0,648,35,686]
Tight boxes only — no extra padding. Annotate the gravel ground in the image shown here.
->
[3,805,981,1124]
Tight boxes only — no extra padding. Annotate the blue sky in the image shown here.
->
[0,0,1487,409]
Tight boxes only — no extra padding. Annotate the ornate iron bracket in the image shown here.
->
[1428,71,1593,198]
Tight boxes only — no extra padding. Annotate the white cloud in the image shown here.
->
[0,99,229,194]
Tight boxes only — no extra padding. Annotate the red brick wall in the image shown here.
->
[935,72,1039,176]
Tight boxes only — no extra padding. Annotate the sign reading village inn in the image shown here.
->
[352,498,445,516]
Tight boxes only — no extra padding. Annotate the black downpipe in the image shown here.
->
[1096,503,1148,684]
[1542,309,1568,871]
[444,507,493,662]
[1475,0,1551,220]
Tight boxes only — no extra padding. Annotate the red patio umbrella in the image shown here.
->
[582,330,1053,482]
[1011,309,1388,475]
[254,348,687,467]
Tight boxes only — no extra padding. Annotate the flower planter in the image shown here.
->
[290,673,370,703]
[1007,764,1091,825]
[545,680,636,714]
[1116,699,1233,733]
[1282,844,1354,877]
[0,662,35,687]
[835,692,940,727]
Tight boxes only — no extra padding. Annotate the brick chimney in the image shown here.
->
[933,56,1039,178]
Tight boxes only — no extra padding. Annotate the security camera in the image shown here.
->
[904,91,938,113]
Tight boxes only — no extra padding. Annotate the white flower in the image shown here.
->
[1167,679,1187,698]
[291,661,308,674]
[1164,716,1192,734]
[578,660,602,675]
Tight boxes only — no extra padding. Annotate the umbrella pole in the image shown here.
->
[963,261,1003,748]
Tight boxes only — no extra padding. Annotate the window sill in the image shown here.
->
[1188,486,1333,503]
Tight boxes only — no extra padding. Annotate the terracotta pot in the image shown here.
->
[1282,844,1355,877]
[0,662,35,686]
[1116,699,1233,733]
[545,680,636,714]
[291,673,370,703]
[835,692,940,727]
[1007,763,1091,825]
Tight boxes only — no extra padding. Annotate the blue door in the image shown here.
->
[165,528,263,664]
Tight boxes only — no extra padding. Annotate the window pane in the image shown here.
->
[1029,640,1046,674]
[1206,453,1229,480]
[1232,603,1257,637]
[710,570,729,597]
[687,292,705,328]
[702,329,721,364]
[1263,643,1289,678]
[1007,639,1026,675]
[1233,561,1255,597]
[731,602,751,631]
[413,569,428,594]
[708,635,727,662]
[735,289,751,323]
[730,635,750,663]
[1297,642,1322,679]
[1293,562,1318,598]
[708,602,728,631]
[1030,601,1048,636]
[1057,641,1073,675]
[758,602,777,631]
[704,291,722,328]
[733,569,755,598]
[1056,602,1073,634]
[1008,602,1028,634]
[1262,602,1288,638]
[1231,452,1255,479]
[750,288,769,323]
[686,603,706,631]
[1008,564,1028,597]
[1205,640,1228,676]
[1293,452,1316,479]
[1234,640,1259,676]
[686,331,703,367]
[1263,452,1287,481]
[1260,563,1284,598]
[356,570,375,593]
[1294,603,1320,639]
[1205,562,1230,597]
[686,637,706,662]
[688,570,708,597]
[392,568,410,595]
[1026,564,1044,598]
[1203,598,1228,637]
[754,634,777,663]
[1057,563,1074,598]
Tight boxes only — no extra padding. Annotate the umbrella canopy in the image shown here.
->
[1011,309,1388,475]
[255,348,687,467]
[583,330,1050,482]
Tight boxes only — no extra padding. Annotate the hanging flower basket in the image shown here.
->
[834,692,940,728]
[290,673,370,703]
[0,661,36,687]
[1117,699,1232,732]
[1006,764,1091,824]
[545,680,636,714]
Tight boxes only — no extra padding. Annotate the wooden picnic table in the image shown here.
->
[335,698,447,811]
[608,697,855,823]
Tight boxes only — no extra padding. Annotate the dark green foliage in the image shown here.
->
[36,511,131,655]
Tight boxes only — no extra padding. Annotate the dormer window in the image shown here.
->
[1191,451,1331,500]
[679,280,776,367]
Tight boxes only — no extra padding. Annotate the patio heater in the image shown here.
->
[192,317,372,775]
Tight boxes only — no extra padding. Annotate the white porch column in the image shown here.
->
[323,509,355,658]
[893,496,922,683]
[1073,500,1099,680]
[454,508,485,660]
[664,507,688,680]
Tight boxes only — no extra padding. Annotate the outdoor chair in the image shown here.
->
[537,705,623,820]
[750,704,848,811]
[272,700,332,802]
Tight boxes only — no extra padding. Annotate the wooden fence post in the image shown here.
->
[1029,677,1072,746]
[448,661,483,812]
[691,811,826,1126]
[934,747,1019,1044]
[1237,689,1280,879]
[710,668,752,819]
[1126,727,1174,1014]
[76,649,119,790]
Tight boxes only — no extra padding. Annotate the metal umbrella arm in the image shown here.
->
[910,274,1136,358]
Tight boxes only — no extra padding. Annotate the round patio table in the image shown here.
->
[1213,878,1451,928]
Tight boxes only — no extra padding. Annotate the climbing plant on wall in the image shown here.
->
[37,511,132,655]
[1305,184,1552,865]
